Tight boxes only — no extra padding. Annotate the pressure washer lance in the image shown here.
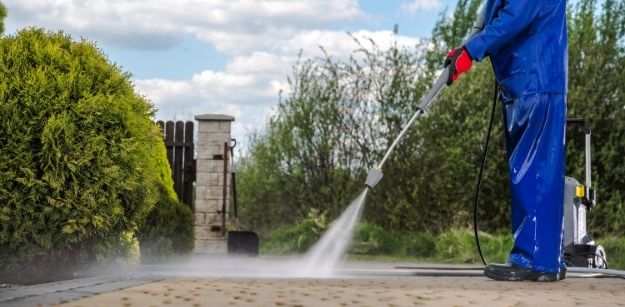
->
[365,11,485,190]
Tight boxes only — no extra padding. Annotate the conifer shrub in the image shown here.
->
[137,184,194,262]
[0,28,178,282]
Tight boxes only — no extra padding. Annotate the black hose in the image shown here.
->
[473,81,499,266]
[230,139,238,219]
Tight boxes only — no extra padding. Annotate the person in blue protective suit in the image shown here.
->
[445,0,568,281]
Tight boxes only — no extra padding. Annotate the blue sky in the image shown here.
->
[4,0,458,141]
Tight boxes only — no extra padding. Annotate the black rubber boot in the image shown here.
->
[484,263,566,282]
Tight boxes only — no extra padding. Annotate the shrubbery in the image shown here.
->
[0,28,185,282]
[351,223,399,255]
[137,184,194,262]
[352,223,436,257]
[260,208,328,254]
[260,212,437,258]
[433,229,511,264]
[596,236,625,269]
[260,218,625,269]
[261,220,508,263]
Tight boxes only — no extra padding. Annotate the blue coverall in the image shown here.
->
[464,0,568,274]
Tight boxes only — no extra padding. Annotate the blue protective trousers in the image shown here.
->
[502,92,566,274]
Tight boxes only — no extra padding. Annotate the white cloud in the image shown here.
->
[5,0,367,53]
[283,30,421,59]
[226,52,287,75]
[401,0,441,15]
[4,0,427,146]
[133,29,421,142]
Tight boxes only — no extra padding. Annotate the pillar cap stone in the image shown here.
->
[195,114,235,121]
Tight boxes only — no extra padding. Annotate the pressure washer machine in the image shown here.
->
[562,118,606,269]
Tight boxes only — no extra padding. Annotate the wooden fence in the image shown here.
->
[156,120,195,208]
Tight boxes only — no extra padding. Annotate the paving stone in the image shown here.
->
[0,274,165,306]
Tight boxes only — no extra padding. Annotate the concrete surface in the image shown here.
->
[1,260,624,307]
[60,275,625,307]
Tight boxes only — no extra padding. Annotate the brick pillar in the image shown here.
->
[193,114,234,254]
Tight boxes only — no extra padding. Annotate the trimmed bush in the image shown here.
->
[0,28,174,282]
[138,184,194,262]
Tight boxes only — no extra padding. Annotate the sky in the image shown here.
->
[4,0,458,143]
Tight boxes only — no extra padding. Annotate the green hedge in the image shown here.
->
[0,28,176,282]
[138,184,194,262]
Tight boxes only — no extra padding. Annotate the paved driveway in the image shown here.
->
[1,259,623,306]
[59,275,625,307]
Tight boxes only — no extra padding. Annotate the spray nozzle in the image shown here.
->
[364,168,384,189]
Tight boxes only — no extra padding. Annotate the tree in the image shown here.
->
[236,39,432,235]
[0,2,6,34]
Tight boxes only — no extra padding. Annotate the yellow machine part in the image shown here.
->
[576,185,585,198]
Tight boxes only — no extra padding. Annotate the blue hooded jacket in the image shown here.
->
[464,0,568,102]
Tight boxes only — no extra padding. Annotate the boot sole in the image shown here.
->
[484,267,565,282]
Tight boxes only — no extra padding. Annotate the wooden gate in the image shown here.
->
[156,120,195,208]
